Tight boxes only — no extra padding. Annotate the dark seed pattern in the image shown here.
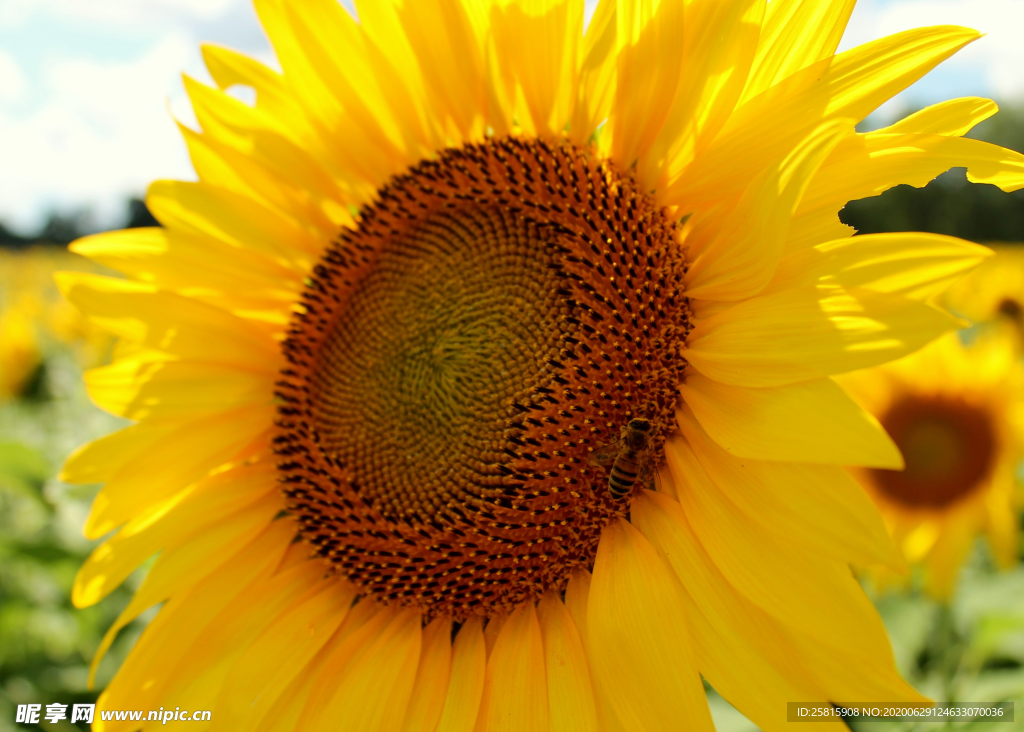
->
[274,136,691,618]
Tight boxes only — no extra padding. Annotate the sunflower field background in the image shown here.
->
[4,0,1024,727]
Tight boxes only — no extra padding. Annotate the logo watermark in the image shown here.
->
[16,704,211,725]
[788,702,1014,722]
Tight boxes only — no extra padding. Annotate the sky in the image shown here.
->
[0,0,1022,234]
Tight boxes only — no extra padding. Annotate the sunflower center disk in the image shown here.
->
[275,137,690,617]
[872,395,997,508]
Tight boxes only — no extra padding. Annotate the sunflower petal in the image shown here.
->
[741,0,856,103]
[74,460,278,608]
[401,618,454,732]
[537,591,598,732]
[880,96,998,136]
[795,133,1024,235]
[392,0,487,141]
[684,118,851,301]
[611,0,685,167]
[311,608,423,731]
[639,0,764,186]
[212,579,357,730]
[564,569,628,732]
[436,617,487,732]
[490,0,583,137]
[89,518,293,693]
[479,602,549,732]
[82,405,274,538]
[664,435,923,701]
[668,25,980,206]
[673,412,904,569]
[55,272,280,364]
[570,0,616,143]
[685,284,961,387]
[589,518,713,732]
[769,232,992,300]
[71,227,303,304]
[631,490,844,732]
[680,372,902,468]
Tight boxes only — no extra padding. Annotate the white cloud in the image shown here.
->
[0,35,198,231]
[0,0,272,232]
[0,0,240,28]
[842,0,1024,101]
[0,49,26,102]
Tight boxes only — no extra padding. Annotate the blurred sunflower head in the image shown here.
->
[0,293,43,399]
[842,332,1024,600]
[57,0,1024,728]
[944,245,1024,343]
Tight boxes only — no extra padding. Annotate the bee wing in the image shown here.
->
[637,454,658,491]
[587,438,624,468]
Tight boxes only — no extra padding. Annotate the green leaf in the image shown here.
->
[0,442,51,503]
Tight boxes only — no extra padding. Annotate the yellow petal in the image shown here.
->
[611,0,685,168]
[89,518,293,693]
[392,0,487,142]
[631,490,845,732]
[681,372,902,468]
[82,404,274,538]
[639,0,764,186]
[61,420,177,485]
[569,0,617,144]
[490,0,583,137]
[85,355,272,421]
[769,232,993,300]
[685,284,960,387]
[401,617,454,732]
[672,413,904,569]
[183,72,354,212]
[200,43,312,139]
[281,0,422,163]
[668,25,979,207]
[74,460,278,608]
[684,119,851,301]
[152,561,341,725]
[55,273,278,364]
[252,596,386,732]
[147,179,322,264]
[71,227,303,305]
[212,579,357,730]
[537,591,598,732]
[924,513,979,600]
[178,121,337,242]
[479,602,549,732]
[311,608,423,731]
[741,0,856,103]
[436,617,487,732]
[664,433,920,700]
[564,569,627,732]
[796,132,1024,232]
[588,518,713,732]
[880,96,998,136]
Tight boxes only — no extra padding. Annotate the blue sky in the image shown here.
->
[0,0,1021,233]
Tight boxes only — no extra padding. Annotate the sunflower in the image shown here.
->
[58,0,1024,729]
[840,332,1024,600]
[944,245,1024,343]
[0,293,42,399]
[0,247,112,399]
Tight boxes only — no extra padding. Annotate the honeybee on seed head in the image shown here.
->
[587,417,657,500]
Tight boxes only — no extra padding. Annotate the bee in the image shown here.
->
[587,418,657,500]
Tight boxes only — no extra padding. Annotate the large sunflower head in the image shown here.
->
[57,0,1024,728]
[840,332,1024,600]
